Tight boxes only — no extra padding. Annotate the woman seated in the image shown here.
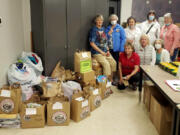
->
[89,14,117,83]
[119,42,140,90]
[136,34,156,65]
[154,39,170,65]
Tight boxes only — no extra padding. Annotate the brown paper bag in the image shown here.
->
[0,83,22,114]
[65,70,76,81]
[92,58,101,70]
[74,51,92,73]
[41,78,61,98]
[98,81,111,100]
[83,86,101,111]
[71,91,90,122]
[20,103,45,128]
[51,62,66,81]
[47,95,70,126]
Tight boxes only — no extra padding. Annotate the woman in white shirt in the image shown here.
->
[136,34,156,65]
[154,39,170,64]
[125,17,142,50]
[139,10,160,45]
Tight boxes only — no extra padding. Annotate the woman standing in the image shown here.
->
[136,34,156,65]
[119,42,140,90]
[106,14,126,69]
[160,13,180,61]
[154,39,170,64]
[140,10,160,45]
[89,14,116,82]
[125,16,142,50]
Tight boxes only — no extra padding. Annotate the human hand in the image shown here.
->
[125,75,131,80]
[106,51,110,57]
[170,49,174,56]
[101,52,107,56]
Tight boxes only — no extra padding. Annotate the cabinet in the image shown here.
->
[30,0,109,75]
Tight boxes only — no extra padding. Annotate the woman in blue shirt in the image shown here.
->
[89,14,117,83]
[106,14,126,70]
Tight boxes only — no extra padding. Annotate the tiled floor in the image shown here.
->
[1,86,158,135]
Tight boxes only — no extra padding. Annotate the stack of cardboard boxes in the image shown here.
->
[143,81,173,135]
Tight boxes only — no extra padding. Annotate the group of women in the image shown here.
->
[89,10,180,90]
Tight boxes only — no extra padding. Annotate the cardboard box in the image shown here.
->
[47,96,70,126]
[150,95,172,135]
[98,81,111,99]
[20,103,45,128]
[81,70,95,82]
[71,91,90,122]
[83,86,102,111]
[74,51,92,73]
[143,81,155,112]
[0,84,22,114]
[76,70,96,87]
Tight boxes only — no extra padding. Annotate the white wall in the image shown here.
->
[0,0,31,87]
[120,0,133,23]
[22,0,31,52]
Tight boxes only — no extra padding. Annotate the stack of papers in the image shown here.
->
[166,80,180,92]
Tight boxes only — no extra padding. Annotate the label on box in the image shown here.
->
[82,52,88,58]
[82,100,88,108]
[106,82,112,88]
[75,97,84,101]
[1,90,11,97]
[26,108,37,115]
[93,89,99,95]
[52,102,63,110]
[80,60,92,73]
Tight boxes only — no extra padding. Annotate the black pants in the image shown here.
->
[110,49,119,70]
[124,72,140,85]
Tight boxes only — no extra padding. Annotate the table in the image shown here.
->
[139,65,180,135]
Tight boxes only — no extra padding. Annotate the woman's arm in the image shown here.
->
[90,42,106,56]
[150,47,156,65]
[163,50,170,62]
[125,65,139,80]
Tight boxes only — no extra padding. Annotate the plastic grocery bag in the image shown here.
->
[8,62,38,86]
[62,81,82,101]
[21,85,33,101]
[20,52,43,76]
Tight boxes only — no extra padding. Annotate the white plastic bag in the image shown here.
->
[8,62,38,86]
[20,52,43,76]
[62,81,82,101]
[20,85,33,101]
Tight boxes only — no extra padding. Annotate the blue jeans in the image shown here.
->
[171,48,179,61]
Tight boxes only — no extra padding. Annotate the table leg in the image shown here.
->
[139,68,143,102]
[176,105,180,135]
[171,107,177,135]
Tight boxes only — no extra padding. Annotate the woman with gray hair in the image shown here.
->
[106,14,126,70]
[136,34,156,65]
[160,13,180,61]
[154,39,170,64]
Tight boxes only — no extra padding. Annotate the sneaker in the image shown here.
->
[112,81,118,86]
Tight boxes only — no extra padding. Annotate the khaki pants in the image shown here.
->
[93,54,117,76]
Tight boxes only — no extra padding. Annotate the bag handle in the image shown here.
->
[146,24,154,34]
